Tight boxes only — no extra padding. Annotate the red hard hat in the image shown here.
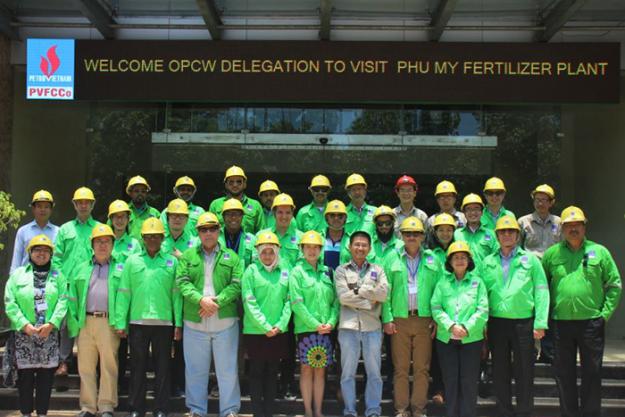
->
[395,175,417,190]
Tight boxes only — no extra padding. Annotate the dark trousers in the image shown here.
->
[553,318,605,417]
[249,359,280,417]
[487,317,535,417]
[171,338,185,392]
[128,324,173,414]
[382,333,394,393]
[430,340,445,394]
[279,321,295,393]
[118,337,129,388]
[437,340,482,417]
[17,368,55,415]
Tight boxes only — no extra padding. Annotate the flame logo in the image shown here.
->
[40,45,60,77]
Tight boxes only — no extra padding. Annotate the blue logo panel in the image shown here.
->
[26,39,75,100]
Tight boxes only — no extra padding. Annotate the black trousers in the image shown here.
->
[249,359,280,417]
[430,339,445,394]
[382,333,394,393]
[437,340,482,417]
[17,368,55,415]
[128,324,173,414]
[487,317,535,417]
[118,337,129,388]
[171,338,185,392]
[553,318,605,417]
[279,320,295,393]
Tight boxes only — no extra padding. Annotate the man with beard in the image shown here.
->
[126,176,161,241]
[368,206,401,265]
[257,180,281,230]
[296,175,332,234]
[160,176,205,236]
[218,198,256,268]
[542,206,621,417]
[209,166,264,234]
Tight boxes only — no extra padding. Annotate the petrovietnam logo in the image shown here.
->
[40,45,60,78]
[26,38,75,100]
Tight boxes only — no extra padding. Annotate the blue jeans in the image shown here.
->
[183,322,240,417]
[339,329,383,417]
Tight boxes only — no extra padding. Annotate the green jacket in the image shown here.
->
[289,260,339,333]
[52,217,99,278]
[296,202,328,234]
[209,195,265,234]
[542,239,622,321]
[345,202,376,236]
[367,229,402,265]
[480,248,550,329]
[430,246,449,268]
[480,207,515,231]
[115,251,182,329]
[382,248,440,322]
[454,225,499,265]
[161,229,199,258]
[175,245,243,322]
[5,264,68,331]
[241,260,291,334]
[218,229,256,268]
[160,202,205,236]
[255,223,303,268]
[67,258,125,337]
[128,203,161,241]
[431,269,489,344]
[112,233,142,264]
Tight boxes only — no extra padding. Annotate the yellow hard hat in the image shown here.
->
[300,230,324,246]
[435,180,458,196]
[324,200,347,216]
[399,216,425,233]
[272,193,296,210]
[196,212,220,229]
[433,213,457,229]
[447,241,472,258]
[255,231,281,247]
[373,205,396,221]
[224,165,247,181]
[222,198,244,213]
[561,206,587,224]
[108,200,131,217]
[31,189,54,206]
[258,180,280,196]
[166,198,189,215]
[484,177,506,192]
[26,234,54,253]
[531,184,555,200]
[126,175,151,195]
[91,224,115,241]
[173,176,196,192]
[140,217,165,235]
[310,175,332,189]
[345,173,367,190]
[495,215,520,232]
[461,193,484,210]
[72,186,95,201]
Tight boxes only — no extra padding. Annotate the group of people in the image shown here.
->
[5,165,622,417]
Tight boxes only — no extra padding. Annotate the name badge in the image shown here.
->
[187,240,194,247]
[291,236,297,244]
[116,263,124,271]
[471,280,478,288]
[587,250,596,259]
[224,252,231,260]
[246,204,253,211]
[408,285,417,295]
[426,256,434,265]
[484,234,491,241]
[166,259,174,267]
[370,270,378,281]
[36,301,48,313]
[127,243,134,250]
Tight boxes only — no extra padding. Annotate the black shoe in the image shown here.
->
[77,412,96,417]
[154,412,167,417]
[101,412,114,417]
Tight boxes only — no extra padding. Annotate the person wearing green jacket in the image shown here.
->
[454,193,498,265]
[428,212,457,266]
[126,175,161,241]
[67,225,124,417]
[242,231,292,417]
[115,218,182,417]
[209,165,264,234]
[382,217,440,417]
[52,186,100,376]
[542,206,622,417]
[321,200,351,271]
[344,173,376,236]
[366,205,402,265]
[290,231,339,417]
[160,176,205,236]
[296,175,332,234]
[108,200,142,263]
[175,211,243,417]
[161,199,199,259]
[5,234,67,417]
[219,198,256,268]
[431,241,488,417]
[480,215,549,417]
[481,177,515,231]
[258,179,281,230]
[425,180,467,239]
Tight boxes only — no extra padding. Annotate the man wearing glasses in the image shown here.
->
[425,180,466,243]
[296,175,332,234]
[175,212,244,417]
[481,177,516,231]
[126,176,161,241]
[368,206,401,265]
[209,166,264,234]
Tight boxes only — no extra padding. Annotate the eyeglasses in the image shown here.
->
[534,197,551,204]
[31,247,52,254]
[311,187,329,193]
[376,220,393,227]
[485,191,504,197]
[198,226,220,233]
[226,179,244,185]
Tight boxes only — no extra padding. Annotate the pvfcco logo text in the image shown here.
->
[26,39,75,100]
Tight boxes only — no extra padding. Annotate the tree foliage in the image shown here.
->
[0,191,25,251]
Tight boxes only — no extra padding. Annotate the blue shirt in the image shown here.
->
[500,248,517,285]
[10,220,59,273]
